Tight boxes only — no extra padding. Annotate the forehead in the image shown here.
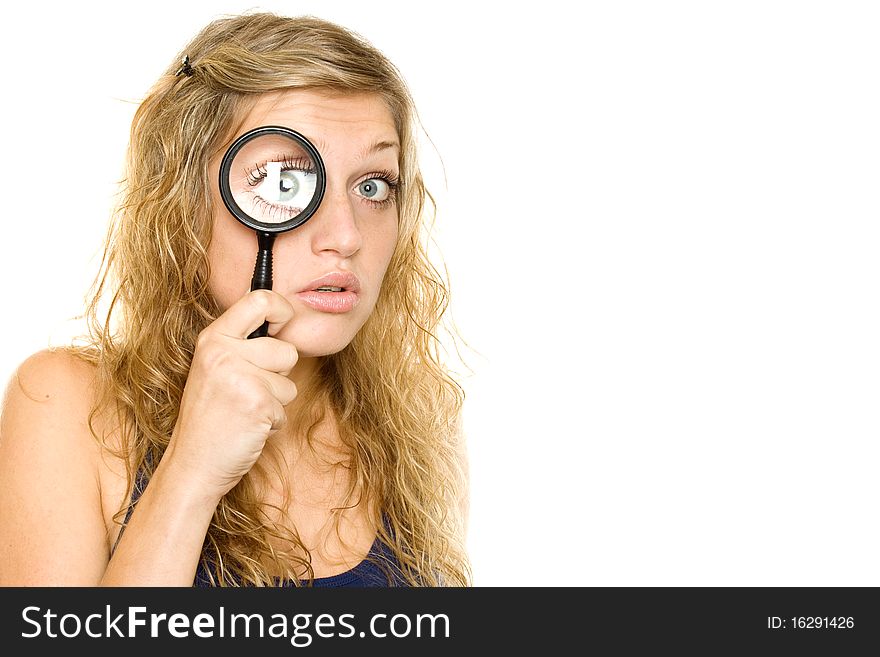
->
[236,90,398,153]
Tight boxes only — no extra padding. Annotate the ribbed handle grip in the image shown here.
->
[246,231,276,340]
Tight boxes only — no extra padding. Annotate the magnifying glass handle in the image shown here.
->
[247,231,277,339]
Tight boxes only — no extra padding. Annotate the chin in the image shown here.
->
[274,320,360,358]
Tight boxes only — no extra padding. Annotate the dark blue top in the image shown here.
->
[115,464,408,587]
[193,532,405,587]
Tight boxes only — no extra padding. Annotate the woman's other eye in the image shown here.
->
[354,172,399,207]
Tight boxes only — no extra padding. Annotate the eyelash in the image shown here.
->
[358,169,400,209]
[245,156,315,187]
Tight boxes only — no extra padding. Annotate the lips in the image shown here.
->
[295,271,361,313]
[299,272,361,294]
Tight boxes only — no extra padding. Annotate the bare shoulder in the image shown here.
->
[1,347,120,455]
[6,346,97,400]
[0,348,118,584]
[1,347,104,442]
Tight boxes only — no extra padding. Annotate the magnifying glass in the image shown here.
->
[219,126,326,339]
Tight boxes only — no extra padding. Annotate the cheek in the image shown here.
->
[378,210,400,258]
[207,215,258,310]
[367,217,399,293]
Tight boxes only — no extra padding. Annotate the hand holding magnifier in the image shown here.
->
[218,126,326,338]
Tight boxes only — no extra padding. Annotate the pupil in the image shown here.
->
[278,172,299,200]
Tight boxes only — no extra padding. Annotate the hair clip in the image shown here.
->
[175,55,195,77]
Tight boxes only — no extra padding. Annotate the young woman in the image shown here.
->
[0,13,470,587]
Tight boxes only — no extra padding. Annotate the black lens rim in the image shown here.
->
[218,125,327,233]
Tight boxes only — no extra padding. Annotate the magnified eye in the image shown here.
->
[255,164,315,204]
[357,178,391,202]
[245,158,318,222]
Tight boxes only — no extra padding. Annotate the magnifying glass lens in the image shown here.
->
[227,134,319,225]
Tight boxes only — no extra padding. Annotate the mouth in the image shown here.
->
[296,272,361,313]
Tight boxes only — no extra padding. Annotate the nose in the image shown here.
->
[307,187,362,258]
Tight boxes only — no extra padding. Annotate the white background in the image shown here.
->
[1,1,878,585]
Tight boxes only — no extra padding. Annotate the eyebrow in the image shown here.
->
[360,140,400,159]
[308,137,400,161]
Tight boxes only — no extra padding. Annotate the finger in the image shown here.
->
[268,399,288,433]
[258,370,299,407]
[237,337,299,376]
[211,289,295,340]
